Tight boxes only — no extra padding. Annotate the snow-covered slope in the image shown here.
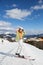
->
[0,38,43,65]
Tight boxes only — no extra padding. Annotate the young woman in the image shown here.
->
[15,27,25,57]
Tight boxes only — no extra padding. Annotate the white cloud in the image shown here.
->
[0,21,11,27]
[5,8,32,20]
[6,4,17,8]
[0,21,15,33]
[0,20,43,34]
[26,30,43,35]
[31,0,43,10]
[38,0,43,4]
[12,4,17,7]
[0,27,14,31]
[31,5,43,10]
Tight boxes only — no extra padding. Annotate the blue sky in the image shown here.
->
[0,0,43,34]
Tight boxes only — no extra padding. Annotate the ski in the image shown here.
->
[14,55,35,60]
[14,55,26,59]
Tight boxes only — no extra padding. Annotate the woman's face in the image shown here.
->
[19,29,22,32]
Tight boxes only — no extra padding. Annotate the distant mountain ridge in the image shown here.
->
[0,33,43,38]
[24,33,43,38]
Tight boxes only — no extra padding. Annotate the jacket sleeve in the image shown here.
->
[23,31,25,37]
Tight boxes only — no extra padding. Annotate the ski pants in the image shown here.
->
[16,39,23,54]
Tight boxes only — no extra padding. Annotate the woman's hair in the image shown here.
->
[18,28,24,33]
[22,29,24,32]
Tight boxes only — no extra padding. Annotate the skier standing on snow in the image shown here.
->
[15,27,25,58]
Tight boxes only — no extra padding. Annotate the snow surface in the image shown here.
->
[0,38,43,65]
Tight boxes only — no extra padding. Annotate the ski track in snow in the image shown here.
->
[0,38,43,65]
